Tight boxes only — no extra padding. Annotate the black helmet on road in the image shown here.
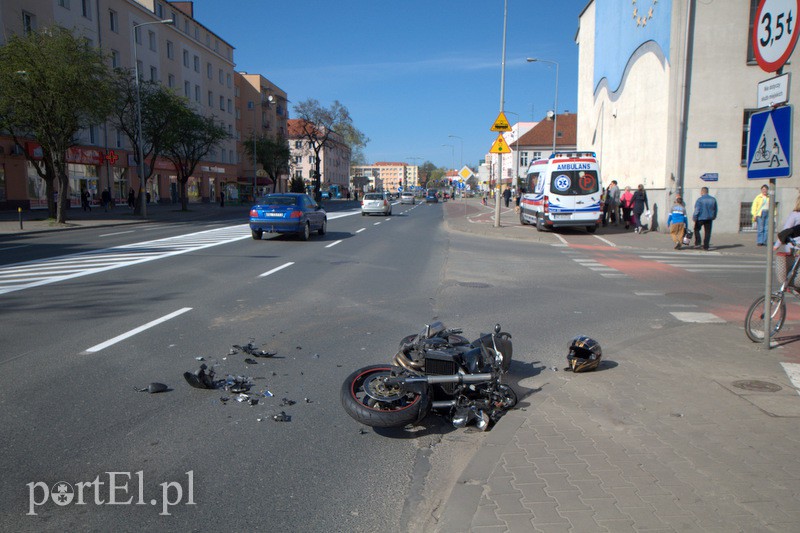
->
[567,336,602,372]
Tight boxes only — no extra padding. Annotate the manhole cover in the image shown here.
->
[731,380,782,392]
[665,292,713,301]
[457,281,491,288]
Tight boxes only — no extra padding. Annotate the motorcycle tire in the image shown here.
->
[341,365,431,428]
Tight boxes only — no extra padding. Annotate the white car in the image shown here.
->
[400,192,415,205]
[361,193,392,216]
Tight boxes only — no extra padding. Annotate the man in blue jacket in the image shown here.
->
[692,187,718,250]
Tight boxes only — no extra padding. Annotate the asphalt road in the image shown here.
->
[0,201,768,531]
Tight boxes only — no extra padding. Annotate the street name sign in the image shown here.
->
[753,0,800,72]
[747,105,793,178]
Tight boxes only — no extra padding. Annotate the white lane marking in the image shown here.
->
[99,230,135,237]
[356,228,366,234]
[592,235,616,247]
[780,363,800,395]
[325,240,343,248]
[0,245,31,251]
[600,273,626,278]
[258,262,295,278]
[84,307,192,353]
[635,291,665,296]
[670,312,725,323]
[373,222,381,226]
[555,234,568,245]
[327,209,361,220]
[572,258,597,263]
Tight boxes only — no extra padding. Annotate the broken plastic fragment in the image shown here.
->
[273,411,291,422]
[281,398,296,406]
[134,382,169,393]
[195,356,204,361]
[263,390,274,397]
[244,358,258,365]
[235,393,249,403]
[220,396,229,403]
[183,364,217,389]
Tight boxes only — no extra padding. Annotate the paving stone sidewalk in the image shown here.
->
[433,198,800,532]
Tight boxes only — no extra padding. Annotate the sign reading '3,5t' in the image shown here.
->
[753,0,800,72]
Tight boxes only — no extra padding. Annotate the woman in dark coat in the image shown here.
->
[631,184,649,234]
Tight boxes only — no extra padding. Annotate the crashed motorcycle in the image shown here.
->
[340,322,516,431]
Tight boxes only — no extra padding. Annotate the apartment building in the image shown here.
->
[351,163,420,193]
[287,119,351,194]
[0,0,262,208]
[577,0,800,232]
[236,72,288,197]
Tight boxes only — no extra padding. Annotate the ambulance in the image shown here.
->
[519,151,603,233]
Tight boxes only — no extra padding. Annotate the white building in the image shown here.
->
[576,0,800,233]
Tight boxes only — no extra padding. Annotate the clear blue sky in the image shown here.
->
[189,0,590,169]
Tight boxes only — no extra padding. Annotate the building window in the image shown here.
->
[295,141,302,149]
[148,31,156,51]
[81,0,92,19]
[89,125,97,144]
[207,63,212,79]
[109,10,118,32]
[184,81,191,97]
[183,20,189,34]
[219,95,224,111]
[194,55,199,72]
[295,170,303,179]
[136,60,143,80]
[227,99,232,113]
[166,40,173,59]
[742,108,759,166]
[235,108,240,119]
[208,91,213,107]
[168,74,175,88]
[134,24,142,45]
[111,49,121,68]
[183,49,189,67]
[195,84,200,102]
[295,156,302,164]
[58,0,70,8]
[22,11,36,34]
[533,151,542,160]
[155,3,163,18]
[219,69,224,84]
[205,33,210,47]
[226,73,232,88]
[520,152,529,167]
[747,0,759,63]
[150,66,157,82]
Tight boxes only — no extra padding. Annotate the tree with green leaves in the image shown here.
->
[109,70,187,214]
[243,134,291,194]
[0,26,115,223]
[292,99,367,201]
[160,105,228,211]
[289,175,305,193]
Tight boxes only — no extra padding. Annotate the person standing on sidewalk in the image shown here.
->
[220,190,225,207]
[632,184,649,234]
[81,189,91,212]
[667,197,687,249]
[620,185,634,229]
[751,184,770,246]
[692,186,718,250]
[502,187,511,208]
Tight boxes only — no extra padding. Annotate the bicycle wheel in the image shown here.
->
[744,293,786,342]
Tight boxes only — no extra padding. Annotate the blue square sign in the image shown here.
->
[747,105,792,179]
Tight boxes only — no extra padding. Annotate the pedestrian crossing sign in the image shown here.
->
[489,134,511,154]
[747,105,792,179]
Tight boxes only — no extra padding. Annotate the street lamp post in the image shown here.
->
[527,58,559,155]
[133,18,172,218]
[448,134,463,169]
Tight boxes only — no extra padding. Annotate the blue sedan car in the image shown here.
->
[249,193,327,241]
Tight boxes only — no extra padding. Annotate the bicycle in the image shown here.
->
[744,235,800,342]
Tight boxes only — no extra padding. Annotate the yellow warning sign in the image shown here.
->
[489,134,511,154]
[491,111,512,132]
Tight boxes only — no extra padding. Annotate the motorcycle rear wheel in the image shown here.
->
[341,365,431,428]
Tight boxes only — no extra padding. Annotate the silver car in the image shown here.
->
[400,192,415,205]
[361,192,392,216]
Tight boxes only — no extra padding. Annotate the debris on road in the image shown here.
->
[244,358,258,365]
[183,364,217,389]
[281,398,296,406]
[134,382,169,393]
[273,411,291,422]
[231,341,276,357]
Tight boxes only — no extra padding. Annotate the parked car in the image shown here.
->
[249,193,327,241]
[425,189,439,203]
[362,192,392,216]
[400,192,415,205]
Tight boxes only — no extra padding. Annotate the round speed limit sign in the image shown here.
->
[753,0,800,72]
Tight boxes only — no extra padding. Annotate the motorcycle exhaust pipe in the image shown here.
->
[401,373,493,385]
[431,400,456,409]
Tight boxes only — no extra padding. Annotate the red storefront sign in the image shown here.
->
[25,142,107,166]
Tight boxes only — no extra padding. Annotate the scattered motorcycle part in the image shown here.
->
[134,382,169,393]
[340,365,431,428]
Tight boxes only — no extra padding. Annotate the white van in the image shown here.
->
[519,151,603,233]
